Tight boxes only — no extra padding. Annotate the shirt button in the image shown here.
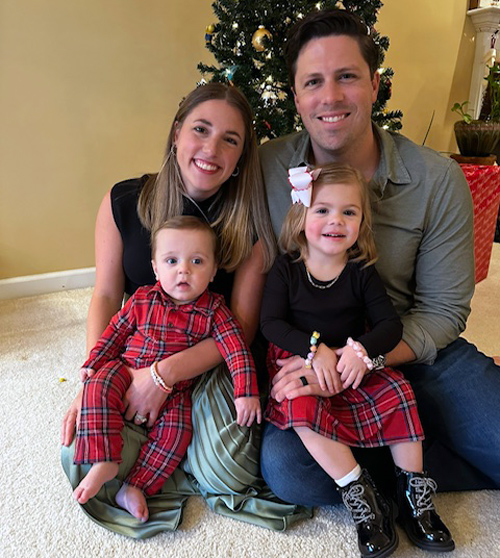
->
[168,322,174,327]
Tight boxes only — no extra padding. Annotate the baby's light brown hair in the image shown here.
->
[151,215,218,264]
[279,163,377,266]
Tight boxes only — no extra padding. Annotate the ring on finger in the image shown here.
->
[300,376,309,386]
[134,413,148,425]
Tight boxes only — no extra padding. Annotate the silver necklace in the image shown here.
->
[305,266,340,289]
[183,193,211,224]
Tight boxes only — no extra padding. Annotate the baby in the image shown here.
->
[73,215,261,521]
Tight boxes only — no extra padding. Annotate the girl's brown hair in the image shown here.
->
[137,83,276,272]
[279,163,377,266]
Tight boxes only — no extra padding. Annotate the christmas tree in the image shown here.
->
[198,0,402,142]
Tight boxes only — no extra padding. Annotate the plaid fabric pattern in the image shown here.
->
[74,360,192,495]
[83,284,258,399]
[265,345,424,448]
[75,283,257,495]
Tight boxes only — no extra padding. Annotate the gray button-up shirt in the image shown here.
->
[260,126,474,365]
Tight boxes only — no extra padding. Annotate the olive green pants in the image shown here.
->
[61,364,311,538]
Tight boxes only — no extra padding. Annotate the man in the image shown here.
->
[259,5,499,548]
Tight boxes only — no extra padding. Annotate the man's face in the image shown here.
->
[293,35,380,165]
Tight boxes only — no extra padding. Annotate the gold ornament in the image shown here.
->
[205,24,215,45]
[252,26,272,52]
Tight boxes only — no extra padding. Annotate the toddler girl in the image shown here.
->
[260,164,454,558]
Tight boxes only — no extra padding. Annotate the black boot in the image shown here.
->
[395,466,455,552]
[340,469,398,558]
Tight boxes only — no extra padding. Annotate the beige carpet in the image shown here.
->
[1,245,499,558]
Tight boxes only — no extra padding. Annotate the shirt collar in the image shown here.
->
[148,282,213,316]
[289,126,412,196]
[289,129,314,169]
[371,125,411,194]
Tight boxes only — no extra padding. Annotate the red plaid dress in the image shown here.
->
[261,256,424,448]
[74,283,258,496]
[266,346,423,447]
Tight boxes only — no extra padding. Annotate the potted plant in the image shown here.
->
[452,62,500,163]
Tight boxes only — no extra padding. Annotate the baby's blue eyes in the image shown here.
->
[165,258,203,265]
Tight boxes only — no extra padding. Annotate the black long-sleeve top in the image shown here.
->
[260,254,403,358]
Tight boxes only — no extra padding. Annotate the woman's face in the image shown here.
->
[174,99,246,201]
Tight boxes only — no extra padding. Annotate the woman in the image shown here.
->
[61,83,309,537]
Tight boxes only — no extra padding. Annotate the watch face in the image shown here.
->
[372,355,386,369]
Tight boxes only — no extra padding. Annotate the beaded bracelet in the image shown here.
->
[304,331,320,368]
[150,362,173,394]
[346,337,374,370]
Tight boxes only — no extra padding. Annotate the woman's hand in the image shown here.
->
[61,388,83,446]
[271,355,339,402]
[122,366,169,428]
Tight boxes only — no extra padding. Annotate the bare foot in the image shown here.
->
[116,484,149,522]
[73,462,119,504]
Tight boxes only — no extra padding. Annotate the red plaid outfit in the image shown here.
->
[266,346,423,447]
[74,283,258,496]
[261,255,424,448]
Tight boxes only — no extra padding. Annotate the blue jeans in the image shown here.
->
[260,338,500,506]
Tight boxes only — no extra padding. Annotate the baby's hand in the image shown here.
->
[79,367,95,382]
[234,396,262,427]
[335,344,369,390]
[312,344,343,394]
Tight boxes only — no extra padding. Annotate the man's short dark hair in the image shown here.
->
[285,9,381,87]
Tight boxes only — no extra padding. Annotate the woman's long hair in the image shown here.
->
[138,83,276,272]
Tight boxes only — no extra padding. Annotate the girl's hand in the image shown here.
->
[123,366,169,428]
[271,355,338,402]
[79,367,95,382]
[234,396,262,427]
[335,345,369,390]
[312,343,343,394]
[61,388,83,446]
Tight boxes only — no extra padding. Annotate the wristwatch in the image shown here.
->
[371,354,387,370]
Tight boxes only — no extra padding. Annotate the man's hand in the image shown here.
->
[271,355,341,402]
[234,396,262,427]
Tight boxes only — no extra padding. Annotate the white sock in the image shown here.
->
[335,464,362,488]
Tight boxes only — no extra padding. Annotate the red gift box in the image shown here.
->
[460,164,500,283]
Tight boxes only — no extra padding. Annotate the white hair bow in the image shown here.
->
[287,166,321,207]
